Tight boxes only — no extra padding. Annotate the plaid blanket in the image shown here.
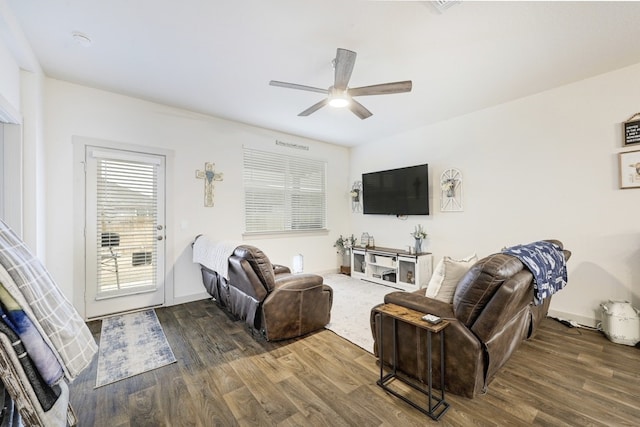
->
[0,219,97,382]
[502,241,568,306]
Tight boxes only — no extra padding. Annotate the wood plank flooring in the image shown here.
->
[69,299,640,426]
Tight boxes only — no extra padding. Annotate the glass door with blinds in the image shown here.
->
[84,146,166,318]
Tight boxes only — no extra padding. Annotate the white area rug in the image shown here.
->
[322,273,414,353]
[95,309,176,388]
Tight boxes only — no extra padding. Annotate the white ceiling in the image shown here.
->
[7,1,640,147]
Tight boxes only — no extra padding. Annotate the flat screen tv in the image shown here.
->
[362,164,429,215]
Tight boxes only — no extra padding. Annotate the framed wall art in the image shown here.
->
[619,150,640,189]
[623,113,640,146]
[440,168,463,211]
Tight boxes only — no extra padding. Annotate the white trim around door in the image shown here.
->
[73,136,175,319]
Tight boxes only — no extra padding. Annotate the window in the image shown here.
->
[92,151,160,297]
[243,148,327,233]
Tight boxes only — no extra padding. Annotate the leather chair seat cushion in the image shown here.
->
[453,253,524,327]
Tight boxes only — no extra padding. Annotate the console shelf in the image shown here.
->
[351,246,432,288]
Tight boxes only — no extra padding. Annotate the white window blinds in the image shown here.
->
[243,148,327,233]
[95,156,158,297]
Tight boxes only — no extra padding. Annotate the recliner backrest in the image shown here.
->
[453,254,524,327]
[233,245,276,291]
[470,268,534,342]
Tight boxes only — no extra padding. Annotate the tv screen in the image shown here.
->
[362,164,429,215]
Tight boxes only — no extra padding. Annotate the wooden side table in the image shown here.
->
[373,303,450,420]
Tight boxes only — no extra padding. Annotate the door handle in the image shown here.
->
[157,236,163,241]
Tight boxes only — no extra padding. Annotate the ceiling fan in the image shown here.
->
[269,48,412,119]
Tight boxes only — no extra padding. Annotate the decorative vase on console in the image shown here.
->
[414,238,422,254]
[410,224,427,254]
[342,250,351,267]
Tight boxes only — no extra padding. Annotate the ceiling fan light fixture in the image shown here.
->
[329,97,349,108]
[328,86,350,108]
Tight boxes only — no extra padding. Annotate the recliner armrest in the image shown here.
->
[273,273,324,291]
[262,273,332,340]
[272,264,291,275]
[383,291,455,320]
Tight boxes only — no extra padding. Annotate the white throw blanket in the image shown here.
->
[192,235,241,280]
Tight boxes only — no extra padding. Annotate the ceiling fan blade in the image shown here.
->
[269,80,328,95]
[298,99,329,116]
[349,80,412,97]
[348,99,373,120]
[334,48,357,90]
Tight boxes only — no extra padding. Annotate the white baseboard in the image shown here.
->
[316,268,340,276]
[171,291,211,306]
[548,308,598,328]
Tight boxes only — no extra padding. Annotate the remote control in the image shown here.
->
[422,314,441,324]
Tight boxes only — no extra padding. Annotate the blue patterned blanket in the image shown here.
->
[502,241,567,305]
[0,283,64,385]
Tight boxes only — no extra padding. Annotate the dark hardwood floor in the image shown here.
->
[69,299,640,426]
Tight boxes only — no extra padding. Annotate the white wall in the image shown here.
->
[0,32,20,113]
[350,63,640,326]
[0,14,23,236]
[0,2,47,258]
[20,70,46,257]
[44,79,350,309]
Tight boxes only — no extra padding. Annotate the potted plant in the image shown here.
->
[334,234,357,271]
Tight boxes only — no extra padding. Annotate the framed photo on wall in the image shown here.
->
[619,150,640,189]
[623,119,640,146]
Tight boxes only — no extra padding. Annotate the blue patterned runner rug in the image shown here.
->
[95,309,176,388]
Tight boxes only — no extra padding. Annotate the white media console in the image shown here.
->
[351,246,433,288]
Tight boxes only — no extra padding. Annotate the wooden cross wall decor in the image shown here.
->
[195,162,224,207]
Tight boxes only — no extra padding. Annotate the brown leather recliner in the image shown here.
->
[370,240,571,398]
[199,245,333,341]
